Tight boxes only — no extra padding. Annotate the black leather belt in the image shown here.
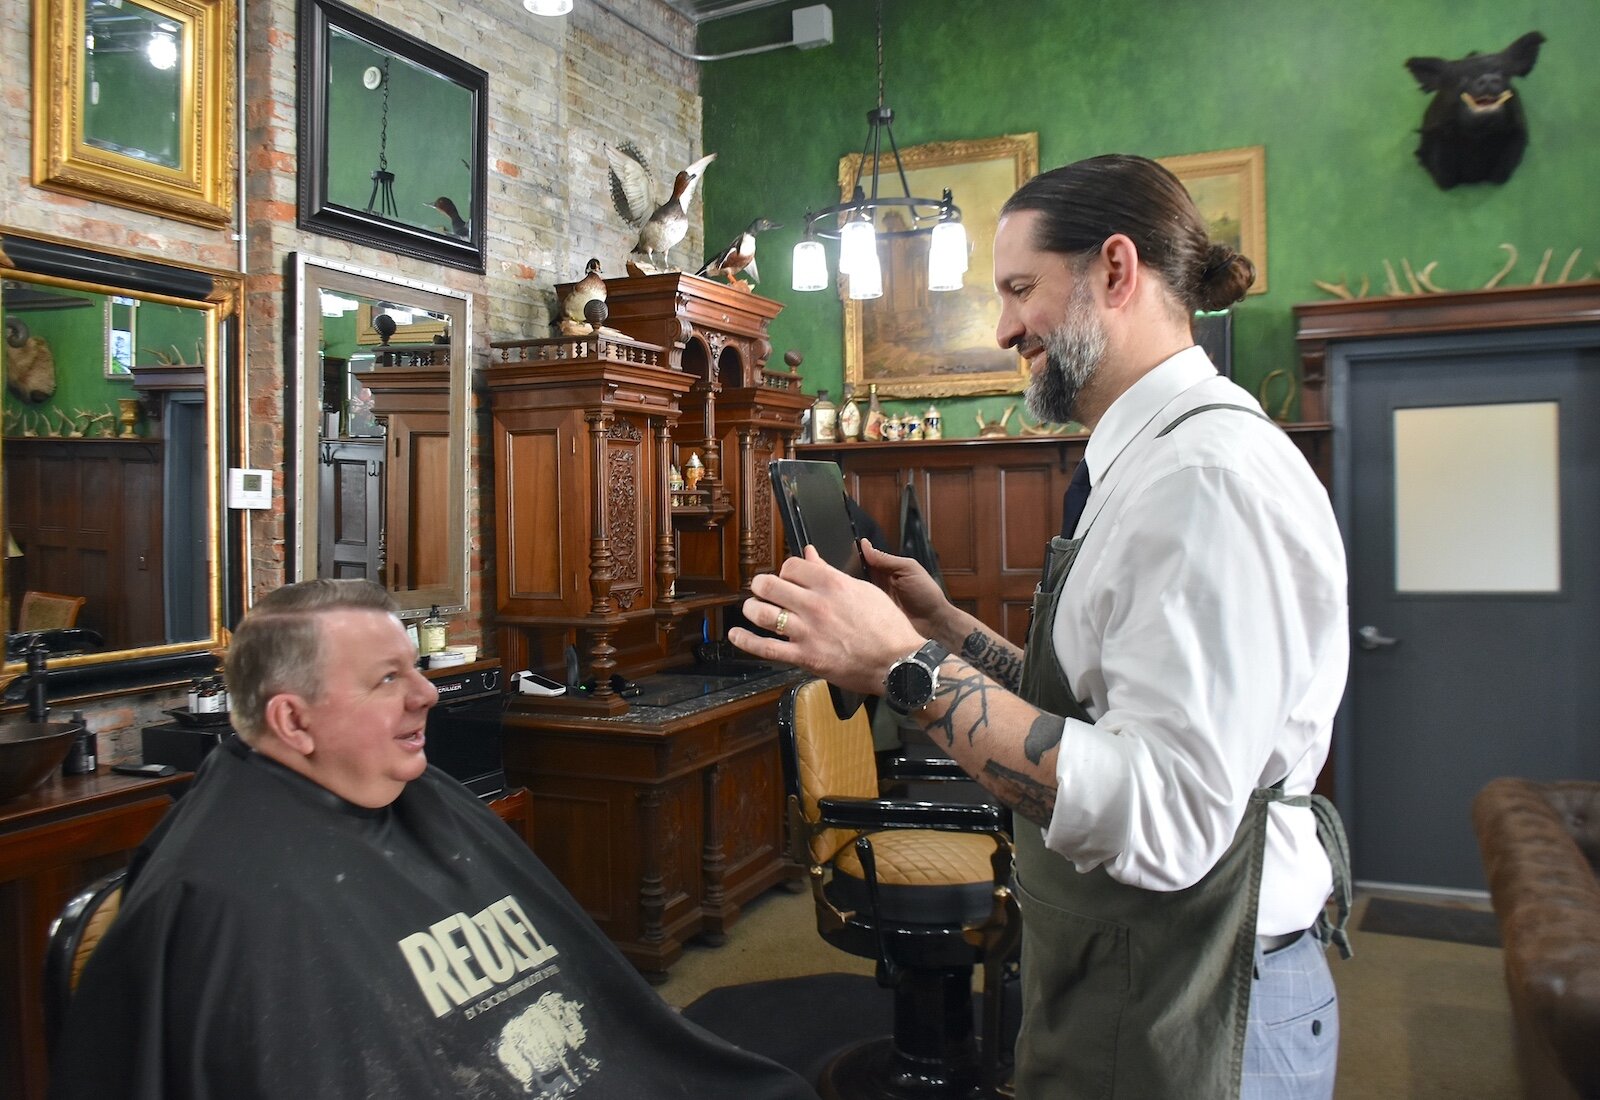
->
[1257,929,1307,954]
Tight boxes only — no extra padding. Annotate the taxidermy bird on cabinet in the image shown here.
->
[558,259,608,335]
[1405,31,1545,189]
[698,218,783,288]
[426,196,470,238]
[604,141,716,272]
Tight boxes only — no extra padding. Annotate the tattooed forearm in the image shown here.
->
[1022,713,1064,765]
[961,631,1023,692]
[923,666,997,749]
[981,759,1058,828]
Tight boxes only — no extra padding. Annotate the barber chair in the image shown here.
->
[779,679,1019,1100]
[42,868,126,1055]
[18,591,86,632]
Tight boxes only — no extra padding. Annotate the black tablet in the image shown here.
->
[768,460,869,720]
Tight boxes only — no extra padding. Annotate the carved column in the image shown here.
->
[586,411,618,698]
[653,418,677,607]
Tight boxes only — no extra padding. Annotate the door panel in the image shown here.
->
[1340,330,1600,889]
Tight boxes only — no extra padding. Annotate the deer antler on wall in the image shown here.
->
[1314,244,1595,299]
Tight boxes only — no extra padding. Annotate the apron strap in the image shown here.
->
[1155,402,1276,438]
[1275,791,1355,960]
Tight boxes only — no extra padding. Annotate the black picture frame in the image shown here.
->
[297,0,488,274]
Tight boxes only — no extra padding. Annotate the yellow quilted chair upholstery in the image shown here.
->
[778,678,1019,1099]
[43,868,127,1057]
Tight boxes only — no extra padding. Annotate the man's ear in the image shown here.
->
[262,692,315,756]
[1100,233,1140,310]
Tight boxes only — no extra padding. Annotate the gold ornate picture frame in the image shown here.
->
[32,0,236,227]
[1156,145,1268,295]
[843,133,1039,399]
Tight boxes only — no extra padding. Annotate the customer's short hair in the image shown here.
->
[225,579,399,741]
[1001,154,1256,314]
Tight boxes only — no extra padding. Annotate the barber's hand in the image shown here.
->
[860,540,954,640]
[731,546,924,696]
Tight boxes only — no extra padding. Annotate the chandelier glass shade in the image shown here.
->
[792,3,966,300]
[523,0,572,15]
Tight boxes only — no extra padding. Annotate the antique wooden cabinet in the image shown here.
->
[501,675,797,981]
[366,349,452,593]
[0,770,187,1100]
[489,276,808,975]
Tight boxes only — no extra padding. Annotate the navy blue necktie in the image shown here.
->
[1060,459,1092,538]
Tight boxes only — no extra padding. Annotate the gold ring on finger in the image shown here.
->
[774,609,790,636]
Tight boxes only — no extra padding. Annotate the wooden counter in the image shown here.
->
[0,768,188,1100]
[502,670,801,982]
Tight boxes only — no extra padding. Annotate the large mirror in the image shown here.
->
[32,0,236,226]
[297,0,488,273]
[0,228,237,677]
[293,255,470,616]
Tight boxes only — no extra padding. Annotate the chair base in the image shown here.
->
[819,1037,986,1100]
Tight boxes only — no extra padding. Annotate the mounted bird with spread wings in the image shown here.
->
[604,142,716,272]
[698,217,783,288]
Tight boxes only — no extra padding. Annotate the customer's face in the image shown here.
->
[296,608,438,807]
[994,211,1108,424]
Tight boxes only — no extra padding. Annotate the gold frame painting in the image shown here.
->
[1156,145,1268,296]
[32,0,236,227]
[843,133,1039,399]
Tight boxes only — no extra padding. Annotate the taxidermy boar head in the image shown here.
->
[1405,32,1545,189]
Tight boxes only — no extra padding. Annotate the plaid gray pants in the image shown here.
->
[1241,930,1339,1099]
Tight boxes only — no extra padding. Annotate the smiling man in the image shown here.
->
[733,155,1351,1099]
[53,579,815,1100]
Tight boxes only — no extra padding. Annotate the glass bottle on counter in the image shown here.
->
[863,383,885,441]
[812,389,838,443]
[837,385,861,442]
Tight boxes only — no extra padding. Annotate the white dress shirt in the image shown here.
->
[1047,346,1348,936]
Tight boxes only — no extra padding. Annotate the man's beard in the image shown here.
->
[1025,279,1107,425]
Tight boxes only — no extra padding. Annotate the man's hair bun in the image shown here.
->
[1197,244,1256,311]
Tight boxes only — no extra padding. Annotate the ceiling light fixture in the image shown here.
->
[146,29,178,70]
[523,0,573,15]
[792,0,965,300]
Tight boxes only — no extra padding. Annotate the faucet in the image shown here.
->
[7,628,105,722]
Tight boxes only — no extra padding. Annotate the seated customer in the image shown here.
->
[52,579,815,1100]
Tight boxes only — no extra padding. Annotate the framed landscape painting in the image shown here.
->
[1157,144,1268,295]
[842,132,1039,399]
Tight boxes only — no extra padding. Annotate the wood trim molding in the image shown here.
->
[1294,283,1600,421]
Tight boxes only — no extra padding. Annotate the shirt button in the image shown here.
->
[1311,1019,1322,1037]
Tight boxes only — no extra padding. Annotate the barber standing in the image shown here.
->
[733,154,1351,1099]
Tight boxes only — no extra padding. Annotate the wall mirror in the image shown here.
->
[32,0,236,226]
[297,0,488,273]
[293,255,470,617]
[0,228,238,683]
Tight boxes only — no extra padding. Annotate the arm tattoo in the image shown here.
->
[923,666,995,750]
[981,759,1057,828]
[961,630,1023,691]
[1022,713,1064,765]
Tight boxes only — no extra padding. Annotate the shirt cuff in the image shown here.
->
[1047,714,1136,873]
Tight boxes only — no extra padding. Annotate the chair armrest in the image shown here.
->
[816,796,1008,834]
[878,755,972,783]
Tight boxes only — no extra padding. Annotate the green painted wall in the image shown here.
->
[700,0,1598,436]
[3,293,204,436]
[325,32,475,235]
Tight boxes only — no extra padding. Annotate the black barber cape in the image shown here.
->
[51,737,816,1100]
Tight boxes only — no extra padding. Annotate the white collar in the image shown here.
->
[1082,345,1217,485]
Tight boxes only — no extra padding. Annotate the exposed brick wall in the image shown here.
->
[2,0,703,762]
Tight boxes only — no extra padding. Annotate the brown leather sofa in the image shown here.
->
[1473,778,1600,1099]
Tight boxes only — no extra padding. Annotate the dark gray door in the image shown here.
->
[1337,327,1600,890]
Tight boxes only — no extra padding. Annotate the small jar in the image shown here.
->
[420,605,448,656]
[923,404,943,440]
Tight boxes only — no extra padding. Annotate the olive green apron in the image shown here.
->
[1012,403,1352,1100]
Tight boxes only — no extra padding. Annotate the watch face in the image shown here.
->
[887,660,934,710]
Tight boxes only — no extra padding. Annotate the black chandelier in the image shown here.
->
[792,0,967,300]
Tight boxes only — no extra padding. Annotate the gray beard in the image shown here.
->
[1025,280,1107,425]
